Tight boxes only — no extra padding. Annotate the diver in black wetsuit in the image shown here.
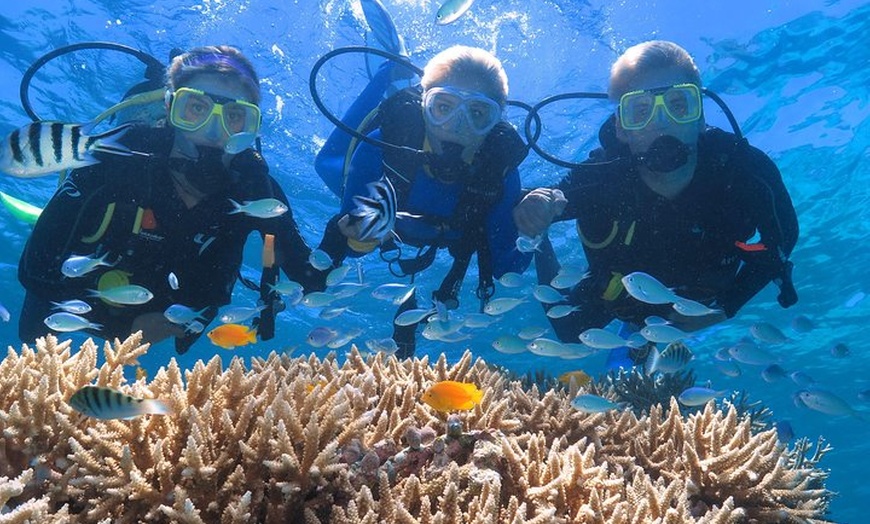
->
[18,45,327,353]
[512,40,798,348]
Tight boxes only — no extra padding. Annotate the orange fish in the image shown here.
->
[558,370,592,387]
[207,323,257,349]
[421,381,483,412]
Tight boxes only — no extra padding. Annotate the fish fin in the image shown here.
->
[644,347,660,376]
[248,327,259,343]
[227,198,243,214]
[143,398,171,416]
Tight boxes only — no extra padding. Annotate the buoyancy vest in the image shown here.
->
[376,87,529,308]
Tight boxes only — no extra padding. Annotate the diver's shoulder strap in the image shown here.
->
[379,86,426,198]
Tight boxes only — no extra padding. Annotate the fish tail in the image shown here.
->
[248,328,259,344]
[644,347,660,376]
[142,398,172,416]
[86,288,102,299]
[227,198,244,214]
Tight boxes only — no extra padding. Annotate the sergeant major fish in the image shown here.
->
[349,177,397,242]
[69,385,169,420]
[0,121,140,177]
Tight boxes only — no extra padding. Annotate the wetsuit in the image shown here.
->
[19,126,326,352]
[538,124,798,344]
[315,67,531,356]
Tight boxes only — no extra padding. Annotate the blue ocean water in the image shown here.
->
[0,0,867,521]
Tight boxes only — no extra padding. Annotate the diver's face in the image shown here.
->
[168,73,256,152]
[615,66,704,155]
[423,76,502,150]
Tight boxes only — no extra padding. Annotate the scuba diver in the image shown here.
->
[314,45,532,358]
[512,40,799,366]
[17,45,329,353]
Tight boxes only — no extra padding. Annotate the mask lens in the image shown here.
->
[221,101,261,135]
[423,87,501,136]
[170,88,261,136]
[171,89,216,131]
[619,84,701,130]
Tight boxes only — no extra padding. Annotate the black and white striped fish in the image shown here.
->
[644,340,694,376]
[0,121,140,178]
[349,176,397,242]
[68,385,170,420]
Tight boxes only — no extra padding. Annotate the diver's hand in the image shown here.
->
[131,312,187,345]
[667,310,728,332]
[512,188,567,238]
[338,213,365,242]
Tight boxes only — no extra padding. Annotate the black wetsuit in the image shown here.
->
[18,126,326,352]
[540,126,798,341]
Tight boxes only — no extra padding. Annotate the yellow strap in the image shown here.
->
[81,203,116,244]
[131,207,144,234]
[578,220,619,249]
[90,88,166,127]
[347,237,379,254]
[623,220,636,245]
[602,272,625,301]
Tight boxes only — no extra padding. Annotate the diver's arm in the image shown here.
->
[314,63,396,195]
[488,167,533,276]
[716,149,799,316]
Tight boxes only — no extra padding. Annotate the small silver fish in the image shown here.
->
[219,305,266,324]
[571,394,618,413]
[61,252,115,278]
[532,285,564,304]
[228,198,288,218]
[270,280,304,295]
[327,327,364,349]
[464,313,497,328]
[301,292,338,308]
[168,272,180,290]
[307,327,338,348]
[497,272,525,288]
[371,283,415,305]
[677,387,727,407]
[349,177,397,242]
[639,324,687,344]
[44,312,102,332]
[435,0,476,25]
[749,322,789,344]
[578,328,626,350]
[394,308,436,327]
[308,249,334,271]
[715,359,742,378]
[51,299,93,315]
[546,305,580,319]
[483,297,526,316]
[69,385,169,420]
[790,314,815,333]
[491,334,528,354]
[727,340,778,366]
[88,284,153,305]
[550,269,584,290]
[761,364,788,383]
[366,337,399,355]
[325,265,351,287]
[517,325,549,340]
[797,389,862,418]
[672,298,722,317]
[164,304,208,325]
[526,338,572,357]
[319,306,349,320]
[515,234,543,253]
[0,121,138,177]
[621,272,678,305]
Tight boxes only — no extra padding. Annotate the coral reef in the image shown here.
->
[0,334,833,523]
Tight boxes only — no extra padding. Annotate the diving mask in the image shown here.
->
[168,87,261,138]
[423,86,502,136]
[618,83,702,130]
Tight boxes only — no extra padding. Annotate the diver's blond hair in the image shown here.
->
[421,45,508,107]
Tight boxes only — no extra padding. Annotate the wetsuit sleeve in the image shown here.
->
[314,63,395,196]
[487,167,533,276]
[716,146,799,316]
[17,166,109,298]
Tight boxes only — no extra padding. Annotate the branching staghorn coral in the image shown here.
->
[0,333,833,523]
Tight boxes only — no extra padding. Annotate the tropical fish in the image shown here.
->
[167,272,180,290]
[578,328,626,350]
[394,307,436,327]
[645,341,694,375]
[790,371,816,388]
[464,313,497,328]
[760,364,788,383]
[360,0,407,55]
[715,359,742,378]
[270,280,304,295]
[677,387,727,407]
[300,291,338,308]
[307,327,338,348]
[546,305,580,319]
[319,305,349,320]
[497,272,525,288]
[558,370,592,387]
[0,121,138,177]
[50,299,92,315]
[435,0,476,25]
[349,177,397,242]
[491,334,528,354]
[331,282,369,299]
[61,252,115,278]
[727,340,778,366]
[43,312,102,332]
[532,285,564,304]
[550,268,584,290]
[365,337,400,354]
[372,283,415,305]
[421,381,483,412]
[421,317,465,341]
[88,284,154,306]
[207,323,257,349]
[483,297,526,316]
[830,342,850,358]
[526,337,572,357]
[228,198,288,218]
[68,385,169,420]
[790,314,815,333]
[672,298,722,317]
[327,328,364,349]
[517,325,548,340]
[639,324,687,344]
[164,304,208,325]
[308,249,333,271]
[571,394,618,413]
[797,389,864,418]
[219,305,265,324]
[325,264,351,287]
[749,322,789,344]
[621,272,678,305]
[515,234,543,253]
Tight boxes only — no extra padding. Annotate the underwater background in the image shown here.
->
[0,0,866,522]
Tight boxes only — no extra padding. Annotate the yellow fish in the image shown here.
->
[207,323,257,349]
[421,381,483,412]
[558,370,592,387]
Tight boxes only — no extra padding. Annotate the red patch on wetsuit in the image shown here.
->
[735,241,767,252]
[141,208,158,230]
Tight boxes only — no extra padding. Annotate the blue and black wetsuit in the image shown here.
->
[315,66,531,356]
[18,126,327,353]
[537,123,799,348]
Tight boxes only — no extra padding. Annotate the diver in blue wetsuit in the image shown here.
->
[513,41,798,367]
[316,46,532,357]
